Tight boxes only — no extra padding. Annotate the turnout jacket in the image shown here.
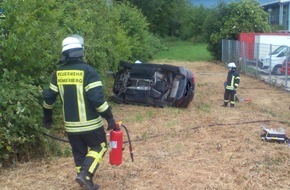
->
[43,59,111,134]
[225,69,240,91]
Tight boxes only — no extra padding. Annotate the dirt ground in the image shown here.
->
[0,61,290,190]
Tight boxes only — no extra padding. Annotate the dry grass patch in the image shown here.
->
[0,61,289,190]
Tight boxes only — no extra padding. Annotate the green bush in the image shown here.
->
[114,2,162,61]
[0,0,163,166]
[0,0,62,84]
[0,0,162,82]
[0,69,46,166]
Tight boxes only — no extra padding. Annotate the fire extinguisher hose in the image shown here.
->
[121,124,134,162]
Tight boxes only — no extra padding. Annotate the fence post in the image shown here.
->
[269,44,272,81]
[285,47,288,88]
[242,41,246,74]
[228,39,231,64]
[221,39,225,63]
[235,40,238,65]
[255,42,259,77]
[221,39,224,63]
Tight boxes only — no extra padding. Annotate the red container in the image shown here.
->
[238,32,256,60]
[238,32,290,60]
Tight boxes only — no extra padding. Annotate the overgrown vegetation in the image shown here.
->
[0,0,161,166]
[0,0,161,79]
[0,0,272,167]
[126,0,271,60]
[0,70,43,166]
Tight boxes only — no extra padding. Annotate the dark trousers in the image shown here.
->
[224,89,236,106]
[67,127,107,175]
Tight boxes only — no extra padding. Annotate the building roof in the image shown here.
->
[261,0,290,6]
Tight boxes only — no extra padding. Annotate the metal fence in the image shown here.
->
[221,39,290,90]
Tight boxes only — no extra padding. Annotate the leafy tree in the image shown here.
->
[54,0,161,74]
[0,0,160,79]
[113,2,161,61]
[56,0,132,74]
[0,0,62,83]
[203,2,230,59]
[179,5,208,42]
[124,0,191,37]
[204,0,271,59]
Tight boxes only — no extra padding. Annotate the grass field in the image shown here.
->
[2,42,290,190]
[154,41,213,62]
[1,61,290,190]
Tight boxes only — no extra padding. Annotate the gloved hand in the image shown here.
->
[43,108,53,129]
[106,117,116,131]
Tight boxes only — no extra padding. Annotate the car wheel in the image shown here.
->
[272,65,282,75]
[110,95,124,104]
[258,61,263,68]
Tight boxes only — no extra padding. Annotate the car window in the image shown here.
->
[270,46,287,55]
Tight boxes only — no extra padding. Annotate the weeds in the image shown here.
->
[154,41,213,62]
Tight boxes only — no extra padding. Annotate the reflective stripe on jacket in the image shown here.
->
[43,60,109,134]
[225,70,240,91]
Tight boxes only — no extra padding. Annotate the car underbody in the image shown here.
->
[111,61,195,108]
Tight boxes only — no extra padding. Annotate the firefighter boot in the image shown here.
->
[75,170,99,190]
[230,104,235,108]
[221,102,228,107]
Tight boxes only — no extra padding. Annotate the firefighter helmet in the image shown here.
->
[70,34,84,48]
[62,35,83,53]
[227,62,236,69]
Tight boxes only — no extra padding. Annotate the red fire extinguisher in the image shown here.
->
[109,122,133,166]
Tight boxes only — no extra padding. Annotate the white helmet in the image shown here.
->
[70,34,84,47]
[227,62,236,69]
[62,35,83,53]
[135,60,142,64]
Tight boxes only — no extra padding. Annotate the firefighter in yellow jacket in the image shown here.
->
[222,62,240,108]
[42,35,115,190]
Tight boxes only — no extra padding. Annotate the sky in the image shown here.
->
[191,0,277,7]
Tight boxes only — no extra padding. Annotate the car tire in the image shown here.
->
[272,65,282,75]
[110,95,124,104]
[258,61,264,68]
